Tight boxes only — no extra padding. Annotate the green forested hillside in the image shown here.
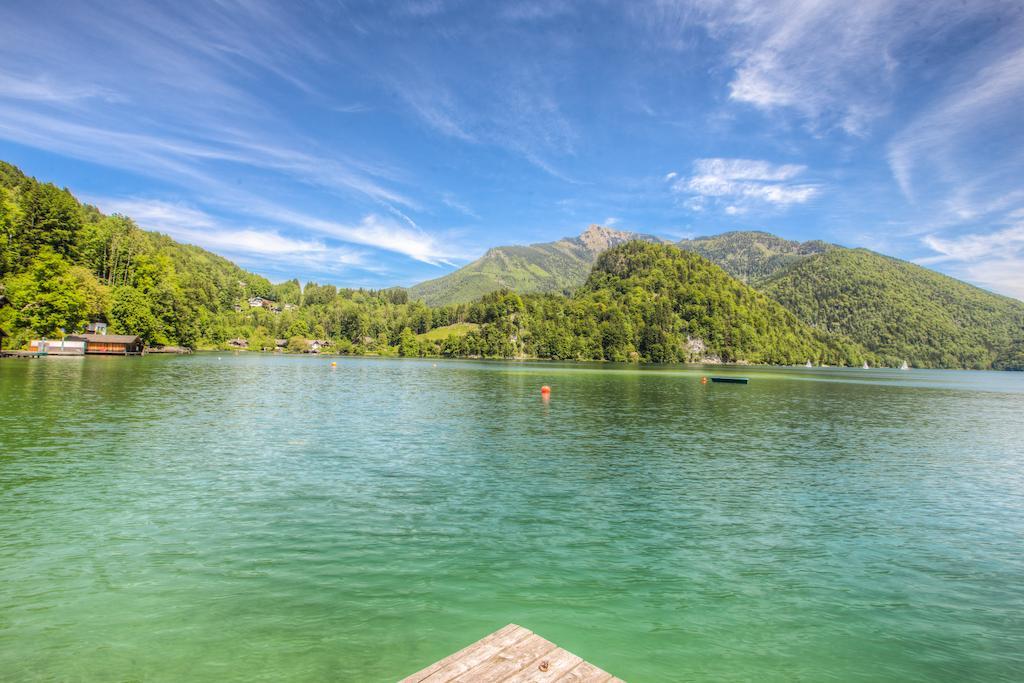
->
[409,224,662,306]
[0,161,271,348]
[0,162,454,351]
[426,242,863,364]
[0,162,858,364]
[3,160,1020,369]
[517,241,863,364]
[761,249,1024,368]
[678,230,835,285]
[994,340,1024,371]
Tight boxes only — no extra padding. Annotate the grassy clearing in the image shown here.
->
[417,322,480,341]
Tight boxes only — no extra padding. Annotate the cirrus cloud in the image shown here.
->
[673,157,819,213]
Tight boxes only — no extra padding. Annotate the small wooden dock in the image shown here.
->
[400,624,623,682]
[0,350,45,359]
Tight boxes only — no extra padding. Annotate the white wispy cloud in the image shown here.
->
[920,223,1024,265]
[675,157,818,211]
[382,53,578,181]
[0,1,465,271]
[235,199,456,265]
[0,105,417,210]
[0,70,123,103]
[333,103,371,114]
[671,0,1008,137]
[499,1,574,22]
[917,220,1024,299]
[91,197,369,273]
[442,193,481,220]
[888,44,1024,202]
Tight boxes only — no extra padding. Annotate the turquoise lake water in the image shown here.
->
[1,354,1022,681]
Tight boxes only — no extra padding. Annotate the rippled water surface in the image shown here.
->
[1,355,1023,681]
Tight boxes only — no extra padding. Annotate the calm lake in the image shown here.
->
[1,355,1022,681]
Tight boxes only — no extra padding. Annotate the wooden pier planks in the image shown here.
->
[400,624,623,683]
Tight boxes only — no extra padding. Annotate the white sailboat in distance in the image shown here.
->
[900,360,909,370]
[805,360,813,368]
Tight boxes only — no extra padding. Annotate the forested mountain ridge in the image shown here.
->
[410,228,834,308]
[2,159,1021,369]
[0,160,858,364]
[408,224,664,306]
[761,248,1024,369]
[569,242,865,364]
[677,230,836,285]
[409,225,1024,369]
[412,242,866,364]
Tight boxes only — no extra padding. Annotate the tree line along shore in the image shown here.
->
[2,161,1022,369]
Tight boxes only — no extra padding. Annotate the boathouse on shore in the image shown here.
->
[29,339,86,355]
[66,334,143,355]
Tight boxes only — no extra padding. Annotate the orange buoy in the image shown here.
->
[701,376,708,384]
[540,385,551,396]
[330,361,337,367]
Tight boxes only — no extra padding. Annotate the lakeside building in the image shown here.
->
[28,339,86,355]
[309,339,330,353]
[65,334,143,355]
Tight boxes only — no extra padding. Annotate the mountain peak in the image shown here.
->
[576,224,642,253]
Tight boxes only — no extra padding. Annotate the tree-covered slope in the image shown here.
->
[678,230,835,285]
[994,339,1024,371]
[761,248,1024,368]
[562,242,864,364]
[409,224,663,306]
[0,161,272,347]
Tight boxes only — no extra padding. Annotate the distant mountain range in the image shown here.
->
[408,224,664,306]
[761,248,1024,369]
[411,226,835,305]
[2,153,1020,369]
[678,231,836,285]
[409,225,1024,369]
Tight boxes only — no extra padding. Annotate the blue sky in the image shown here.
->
[1,1,1023,298]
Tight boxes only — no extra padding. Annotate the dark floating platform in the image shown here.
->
[710,377,749,384]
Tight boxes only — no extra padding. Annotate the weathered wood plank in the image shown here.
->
[555,661,614,683]
[502,645,583,682]
[400,624,525,683]
[452,633,558,682]
[408,624,533,683]
[397,624,623,683]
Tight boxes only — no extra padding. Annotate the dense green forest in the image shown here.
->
[0,162,272,349]
[0,162,857,364]
[677,230,835,285]
[0,162,452,354]
[411,223,1024,369]
[762,249,1024,369]
[2,161,1021,368]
